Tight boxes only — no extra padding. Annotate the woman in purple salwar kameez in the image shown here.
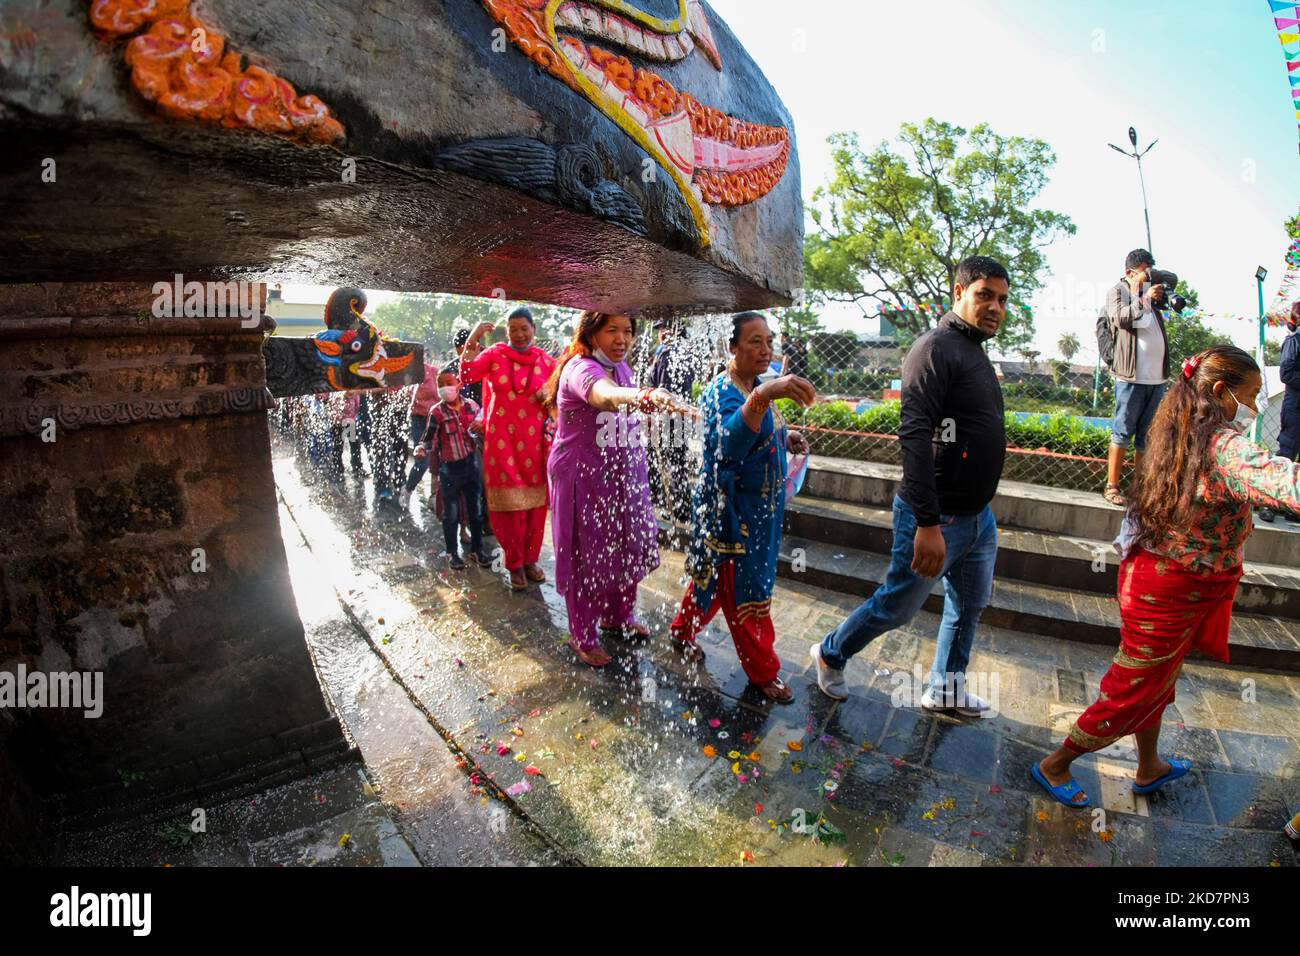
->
[544,312,692,667]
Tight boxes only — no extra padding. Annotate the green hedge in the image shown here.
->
[776,399,1112,461]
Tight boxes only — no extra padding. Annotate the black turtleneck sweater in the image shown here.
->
[898,312,1007,527]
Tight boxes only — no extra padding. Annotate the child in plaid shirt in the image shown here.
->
[416,370,491,570]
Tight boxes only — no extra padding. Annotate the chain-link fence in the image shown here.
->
[277,308,1286,500]
[754,320,1284,494]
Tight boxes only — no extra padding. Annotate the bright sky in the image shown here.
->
[709,0,1297,359]
[290,0,1297,361]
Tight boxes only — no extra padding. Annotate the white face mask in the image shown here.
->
[592,347,618,369]
[439,386,459,402]
[1227,390,1258,432]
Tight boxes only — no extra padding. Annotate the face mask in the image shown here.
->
[439,386,459,402]
[509,340,532,353]
[592,347,618,369]
[1227,390,1257,432]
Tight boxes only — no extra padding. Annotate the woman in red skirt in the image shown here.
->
[1034,346,1300,807]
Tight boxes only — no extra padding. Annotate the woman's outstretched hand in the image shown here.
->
[787,430,809,456]
[648,387,698,417]
[759,375,816,407]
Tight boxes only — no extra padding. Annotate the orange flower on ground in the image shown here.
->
[702,745,717,758]
[787,741,803,752]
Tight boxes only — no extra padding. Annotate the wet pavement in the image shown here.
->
[258,437,1299,867]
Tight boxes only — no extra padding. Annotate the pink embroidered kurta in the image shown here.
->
[547,356,659,597]
[460,342,557,512]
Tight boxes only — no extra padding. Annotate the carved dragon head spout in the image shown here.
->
[309,288,415,391]
[482,0,791,244]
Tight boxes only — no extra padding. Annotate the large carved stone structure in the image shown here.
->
[0,1,803,862]
[0,0,802,312]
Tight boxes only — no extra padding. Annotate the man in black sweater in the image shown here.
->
[811,256,1009,716]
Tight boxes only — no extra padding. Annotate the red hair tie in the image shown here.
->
[1181,354,1203,381]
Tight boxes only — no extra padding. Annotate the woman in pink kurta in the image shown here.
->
[543,312,689,666]
[460,308,557,591]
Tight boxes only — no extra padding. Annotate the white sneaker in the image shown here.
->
[810,643,848,701]
[955,691,991,718]
[919,686,954,712]
[397,488,411,508]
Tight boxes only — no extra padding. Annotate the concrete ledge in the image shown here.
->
[804,455,1300,567]
[779,536,1300,673]
[786,496,1300,621]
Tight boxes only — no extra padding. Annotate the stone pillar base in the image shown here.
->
[0,283,348,853]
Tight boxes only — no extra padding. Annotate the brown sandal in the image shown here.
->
[524,563,546,583]
[671,636,706,664]
[1103,484,1126,507]
[567,638,611,667]
[509,569,528,591]
[758,677,794,704]
[601,621,651,639]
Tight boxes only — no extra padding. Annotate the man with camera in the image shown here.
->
[1260,302,1300,523]
[1101,249,1179,506]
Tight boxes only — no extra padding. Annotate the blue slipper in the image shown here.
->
[1132,758,1192,795]
[1031,763,1091,809]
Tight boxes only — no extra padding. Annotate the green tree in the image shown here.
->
[1164,290,1229,375]
[1165,313,1231,368]
[370,294,577,359]
[771,303,824,341]
[804,119,1075,355]
[1057,332,1080,363]
[1173,279,1199,311]
[1162,280,1231,368]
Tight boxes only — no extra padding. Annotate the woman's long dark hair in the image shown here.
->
[542,312,636,411]
[1132,345,1258,550]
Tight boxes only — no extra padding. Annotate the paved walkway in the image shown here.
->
[271,445,1300,867]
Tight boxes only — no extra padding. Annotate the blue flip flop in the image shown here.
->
[1031,763,1091,809]
[1132,758,1192,795]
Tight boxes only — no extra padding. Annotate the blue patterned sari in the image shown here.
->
[685,372,787,623]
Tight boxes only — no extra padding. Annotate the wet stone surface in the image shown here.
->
[229,442,1300,867]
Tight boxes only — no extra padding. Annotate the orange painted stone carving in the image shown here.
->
[481,0,789,209]
[88,0,345,145]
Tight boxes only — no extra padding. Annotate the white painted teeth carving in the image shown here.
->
[553,1,699,63]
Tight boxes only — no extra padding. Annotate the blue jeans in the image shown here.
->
[439,458,483,557]
[1111,381,1165,452]
[819,496,998,694]
[404,415,430,492]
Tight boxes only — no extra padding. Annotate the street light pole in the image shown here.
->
[1255,265,1268,444]
[1109,126,1158,255]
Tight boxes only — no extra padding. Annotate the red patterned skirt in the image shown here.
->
[1065,548,1241,754]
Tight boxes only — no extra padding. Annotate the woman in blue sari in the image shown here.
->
[670,312,816,702]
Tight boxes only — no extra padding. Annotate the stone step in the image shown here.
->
[785,495,1300,621]
[777,535,1300,673]
[803,456,1300,567]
